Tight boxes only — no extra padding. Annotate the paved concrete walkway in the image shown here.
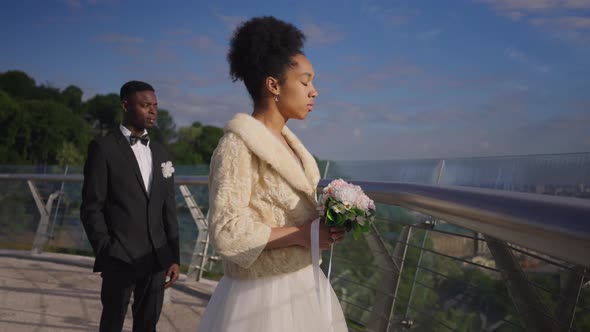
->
[0,250,216,332]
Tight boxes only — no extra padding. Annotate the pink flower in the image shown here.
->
[322,179,374,212]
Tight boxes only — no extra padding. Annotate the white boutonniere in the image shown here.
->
[161,161,175,178]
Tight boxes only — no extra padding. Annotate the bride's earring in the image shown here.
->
[274,94,279,102]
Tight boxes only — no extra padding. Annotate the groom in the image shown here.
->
[81,80,180,332]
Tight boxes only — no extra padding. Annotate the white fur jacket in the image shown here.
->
[208,113,321,279]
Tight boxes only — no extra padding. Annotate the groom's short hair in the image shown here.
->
[120,81,155,101]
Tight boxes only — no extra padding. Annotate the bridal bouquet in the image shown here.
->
[319,179,376,239]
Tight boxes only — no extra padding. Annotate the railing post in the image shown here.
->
[485,236,552,332]
[403,221,434,323]
[402,160,445,325]
[552,266,585,332]
[180,185,211,282]
[28,180,61,254]
[366,224,411,332]
[434,159,445,184]
[48,165,68,241]
[322,160,331,179]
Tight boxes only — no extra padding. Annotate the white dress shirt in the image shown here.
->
[120,125,153,193]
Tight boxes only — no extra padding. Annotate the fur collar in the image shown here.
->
[225,113,320,198]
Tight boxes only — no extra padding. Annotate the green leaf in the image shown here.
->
[326,209,334,222]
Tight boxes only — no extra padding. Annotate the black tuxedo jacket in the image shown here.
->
[80,129,179,275]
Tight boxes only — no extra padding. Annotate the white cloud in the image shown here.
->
[504,47,550,73]
[285,82,590,160]
[297,107,589,160]
[418,28,443,40]
[353,128,362,138]
[478,0,588,15]
[361,0,421,26]
[341,57,425,92]
[478,0,590,44]
[303,23,344,46]
[145,75,251,128]
[530,16,590,29]
[565,0,590,9]
[186,35,225,54]
[96,34,143,44]
[62,0,81,9]
[62,0,118,9]
[210,8,246,32]
[504,47,528,61]
[191,36,214,50]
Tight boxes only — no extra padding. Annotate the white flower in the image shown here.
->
[356,216,366,226]
[161,161,175,178]
[333,186,358,207]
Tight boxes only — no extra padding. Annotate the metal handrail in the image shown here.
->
[2,174,589,266]
[0,173,209,185]
[318,179,590,267]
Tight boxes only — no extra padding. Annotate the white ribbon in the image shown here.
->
[311,218,321,297]
[311,218,334,331]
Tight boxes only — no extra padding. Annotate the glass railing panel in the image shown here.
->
[439,153,590,197]
[0,165,212,272]
[2,157,589,330]
[327,209,590,331]
[174,165,209,269]
[0,165,73,251]
[324,159,442,184]
[0,178,39,250]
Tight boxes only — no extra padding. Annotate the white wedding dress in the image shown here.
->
[197,264,348,332]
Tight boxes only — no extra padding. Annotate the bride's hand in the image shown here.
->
[299,218,346,250]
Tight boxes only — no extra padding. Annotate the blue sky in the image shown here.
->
[1,0,589,160]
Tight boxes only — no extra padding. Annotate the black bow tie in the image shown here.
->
[129,134,149,146]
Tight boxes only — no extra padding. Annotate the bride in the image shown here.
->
[197,16,348,332]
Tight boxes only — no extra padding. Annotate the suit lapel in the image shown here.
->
[149,143,160,199]
[114,129,148,198]
[225,113,320,204]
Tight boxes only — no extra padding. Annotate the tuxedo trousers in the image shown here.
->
[99,258,166,332]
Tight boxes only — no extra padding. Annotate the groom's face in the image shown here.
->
[123,90,158,130]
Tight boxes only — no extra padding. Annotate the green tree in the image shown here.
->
[32,84,61,101]
[83,93,121,137]
[171,121,223,164]
[0,70,226,166]
[57,141,85,166]
[60,85,84,113]
[150,109,176,147]
[11,99,92,165]
[196,124,224,163]
[0,70,36,99]
[0,91,27,163]
[0,70,63,101]
[172,124,205,164]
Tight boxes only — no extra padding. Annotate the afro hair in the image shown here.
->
[227,16,306,102]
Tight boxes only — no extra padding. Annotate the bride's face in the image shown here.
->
[276,54,318,120]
